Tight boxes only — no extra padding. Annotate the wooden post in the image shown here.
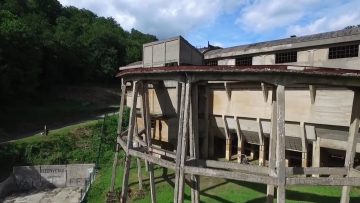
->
[134,121,143,190]
[234,116,244,163]
[142,82,156,203]
[121,81,139,203]
[266,86,277,203]
[190,84,200,203]
[275,85,286,203]
[174,81,191,203]
[300,122,308,168]
[341,90,360,203]
[223,115,232,161]
[140,83,149,171]
[201,86,210,159]
[257,118,265,166]
[110,82,126,193]
[174,82,186,203]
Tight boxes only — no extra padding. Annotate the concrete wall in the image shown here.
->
[143,36,202,67]
[11,164,95,191]
[215,45,360,70]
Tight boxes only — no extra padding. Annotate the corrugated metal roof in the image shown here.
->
[205,27,360,58]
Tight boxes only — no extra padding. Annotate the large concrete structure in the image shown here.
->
[112,28,360,203]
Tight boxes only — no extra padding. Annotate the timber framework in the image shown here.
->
[111,65,360,203]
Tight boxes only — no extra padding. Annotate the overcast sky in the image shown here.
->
[59,0,360,48]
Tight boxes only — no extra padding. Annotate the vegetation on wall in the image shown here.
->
[0,0,157,102]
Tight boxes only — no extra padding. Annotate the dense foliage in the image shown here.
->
[0,0,157,101]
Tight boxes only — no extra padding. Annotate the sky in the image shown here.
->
[58,0,360,48]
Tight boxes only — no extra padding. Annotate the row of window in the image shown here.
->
[205,44,359,66]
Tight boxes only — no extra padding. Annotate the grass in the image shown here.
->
[87,158,360,203]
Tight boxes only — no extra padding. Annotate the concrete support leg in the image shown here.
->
[225,138,232,161]
[301,152,308,168]
[312,138,320,177]
[250,145,255,160]
[259,144,265,166]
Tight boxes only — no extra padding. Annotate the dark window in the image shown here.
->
[275,51,297,63]
[165,62,178,66]
[205,60,217,66]
[329,44,359,59]
[235,56,252,66]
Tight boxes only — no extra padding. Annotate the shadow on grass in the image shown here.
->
[131,170,360,203]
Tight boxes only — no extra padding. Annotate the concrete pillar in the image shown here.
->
[312,138,320,177]
[302,152,308,168]
[225,138,232,161]
[285,159,289,167]
[237,139,244,163]
[259,144,265,166]
[250,145,255,160]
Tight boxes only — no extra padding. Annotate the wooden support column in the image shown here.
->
[110,82,126,193]
[300,122,308,168]
[223,115,232,161]
[234,116,244,163]
[189,84,200,203]
[341,90,360,203]
[257,118,265,166]
[266,86,277,203]
[275,85,286,203]
[142,82,156,203]
[121,82,139,203]
[201,86,209,159]
[174,82,191,203]
[134,121,143,190]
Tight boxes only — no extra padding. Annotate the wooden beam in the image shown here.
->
[184,166,278,185]
[134,121,143,190]
[341,90,360,203]
[276,85,286,203]
[286,167,347,176]
[174,82,186,203]
[187,159,270,175]
[128,148,176,169]
[177,82,191,203]
[110,83,126,192]
[202,86,210,159]
[287,177,360,186]
[142,82,156,203]
[266,86,277,203]
[121,81,139,203]
[189,84,200,203]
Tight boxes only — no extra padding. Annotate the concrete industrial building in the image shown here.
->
[112,27,360,203]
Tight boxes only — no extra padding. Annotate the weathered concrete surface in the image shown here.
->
[3,187,82,203]
[12,164,95,190]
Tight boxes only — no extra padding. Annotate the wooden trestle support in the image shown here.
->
[110,68,360,203]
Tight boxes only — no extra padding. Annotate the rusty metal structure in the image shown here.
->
[111,65,360,203]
